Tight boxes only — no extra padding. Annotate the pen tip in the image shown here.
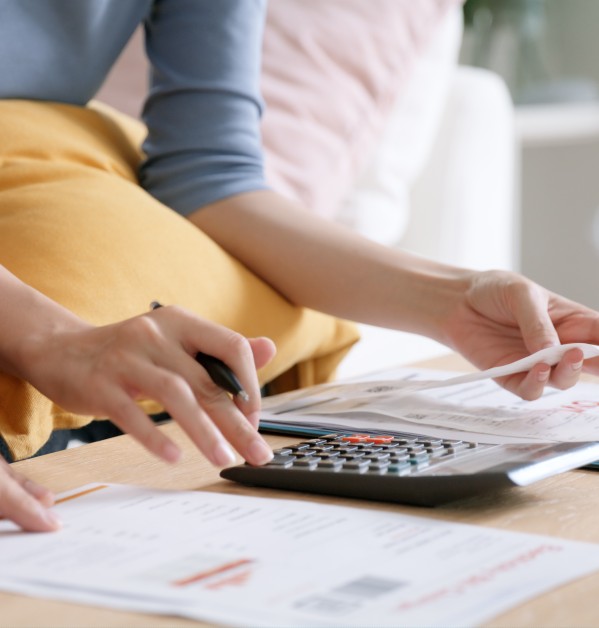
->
[238,391,250,402]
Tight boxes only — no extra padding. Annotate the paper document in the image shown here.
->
[262,343,599,444]
[1,483,599,627]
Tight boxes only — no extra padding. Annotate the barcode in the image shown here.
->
[334,575,405,598]
[294,575,406,616]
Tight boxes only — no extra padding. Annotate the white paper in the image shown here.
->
[1,483,599,627]
[262,343,599,444]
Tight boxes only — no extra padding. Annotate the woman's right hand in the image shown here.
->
[15,305,276,468]
[0,459,60,531]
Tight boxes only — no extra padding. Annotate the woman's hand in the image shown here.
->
[445,270,599,399]
[0,458,60,531]
[18,306,276,467]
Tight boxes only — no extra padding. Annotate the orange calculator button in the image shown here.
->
[367,436,394,444]
[341,434,369,443]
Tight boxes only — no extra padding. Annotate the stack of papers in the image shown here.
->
[262,343,599,446]
[1,483,599,626]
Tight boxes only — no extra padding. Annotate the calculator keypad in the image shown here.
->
[265,433,478,475]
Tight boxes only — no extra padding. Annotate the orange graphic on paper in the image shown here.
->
[205,568,253,590]
[172,558,254,587]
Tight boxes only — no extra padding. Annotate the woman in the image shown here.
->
[1,0,597,530]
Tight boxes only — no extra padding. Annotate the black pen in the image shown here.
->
[150,301,250,401]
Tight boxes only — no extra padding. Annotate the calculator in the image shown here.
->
[220,432,599,506]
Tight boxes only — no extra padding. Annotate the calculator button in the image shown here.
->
[266,455,295,468]
[317,461,344,471]
[291,443,312,451]
[341,435,369,443]
[334,446,358,454]
[416,439,443,447]
[368,460,390,470]
[364,436,394,444]
[299,449,320,456]
[425,445,447,457]
[316,451,340,459]
[389,454,410,464]
[363,453,390,461]
[342,460,370,470]
[445,447,464,455]
[387,462,412,475]
[339,452,365,460]
[273,448,294,455]
[296,456,321,466]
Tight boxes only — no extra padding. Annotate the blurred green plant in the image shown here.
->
[463,0,488,26]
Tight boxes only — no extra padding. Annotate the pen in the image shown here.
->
[150,301,250,401]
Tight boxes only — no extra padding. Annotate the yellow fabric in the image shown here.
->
[0,99,360,461]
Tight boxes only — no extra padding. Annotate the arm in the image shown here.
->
[137,0,599,397]
[190,189,599,400]
[189,190,468,336]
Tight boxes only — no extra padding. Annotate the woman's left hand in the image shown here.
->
[444,270,599,400]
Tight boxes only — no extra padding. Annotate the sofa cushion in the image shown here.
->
[261,0,463,218]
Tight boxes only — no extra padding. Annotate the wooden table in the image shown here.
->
[4,354,599,627]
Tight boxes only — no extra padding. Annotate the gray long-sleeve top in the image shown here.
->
[0,0,268,214]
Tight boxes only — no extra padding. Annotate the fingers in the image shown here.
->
[102,384,183,464]
[145,351,273,466]
[187,358,272,465]
[499,362,552,401]
[150,307,268,416]
[110,358,272,467]
[149,307,276,435]
[0,461,60,532]
[499,348,585,400]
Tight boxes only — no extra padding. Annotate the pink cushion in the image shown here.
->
[261,0,462,218]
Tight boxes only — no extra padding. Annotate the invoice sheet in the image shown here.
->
[1,484,599,627]
[262,343,599,444]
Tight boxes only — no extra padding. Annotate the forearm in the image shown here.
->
[189,190,473,343]
[0,266,89,379]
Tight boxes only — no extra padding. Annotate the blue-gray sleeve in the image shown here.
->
[139,0,269,215]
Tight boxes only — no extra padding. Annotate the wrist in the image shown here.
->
[393,266,475,345]
[0,269,90,381]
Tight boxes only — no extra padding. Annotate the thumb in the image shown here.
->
[248,337,276,370]
[512,283,560,353]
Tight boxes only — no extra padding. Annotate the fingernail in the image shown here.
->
[247,439,273,465]
[571,360,584,371]
[41,507,62,529]
[213,442,237,467]
[162,442,182,463]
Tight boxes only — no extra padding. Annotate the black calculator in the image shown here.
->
[220,432,599,506]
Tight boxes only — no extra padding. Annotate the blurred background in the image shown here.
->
[461,0,599,310]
